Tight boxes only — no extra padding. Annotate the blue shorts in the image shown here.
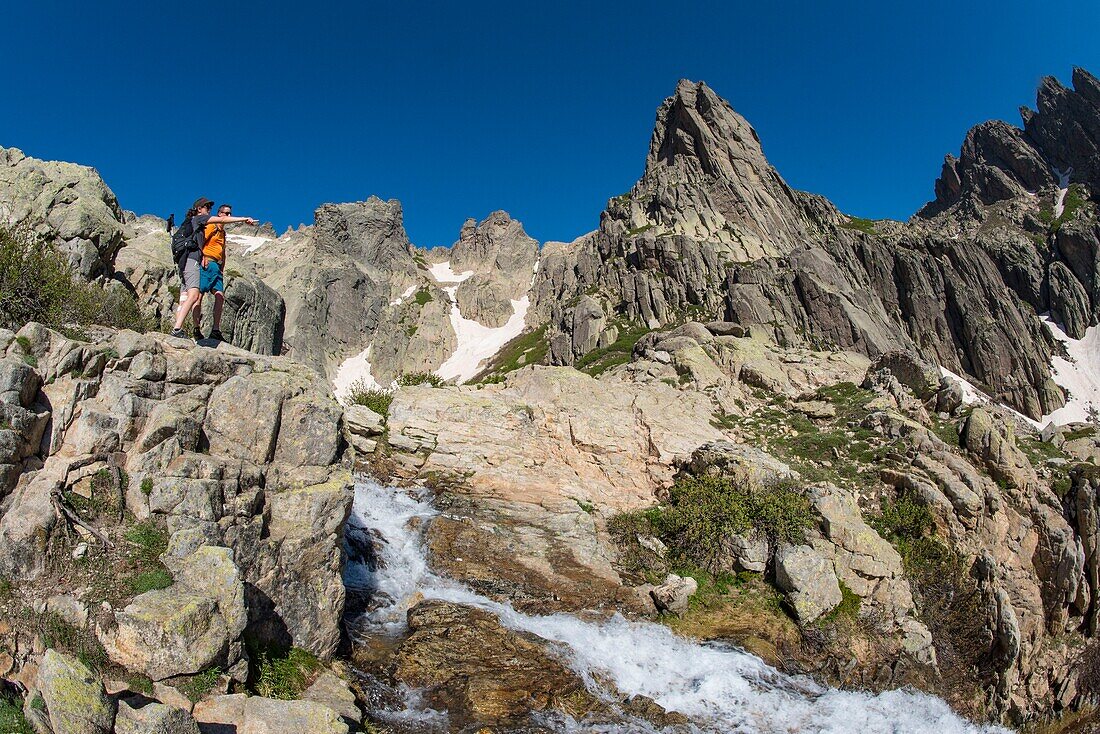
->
[199,260,224,294]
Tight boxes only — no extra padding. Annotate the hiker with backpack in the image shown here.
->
[169,197,257,340]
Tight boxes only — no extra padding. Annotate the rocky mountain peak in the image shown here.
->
[922,66,1100,218]
[312,195,416,272]
[602,79,809,262]
[450,210,538,274]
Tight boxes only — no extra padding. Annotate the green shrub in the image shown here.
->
[141,477,153,496]
[178,668,222,702]
[346,380,394,416]
[253,647,320,700]
[613,472,813,575]
[397,371,445,387]
[869,489,934,542]
[413,289,432,306]
[575,323,651,377]
[0,224,149,332]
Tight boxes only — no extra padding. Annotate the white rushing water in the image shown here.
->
[344,480,1011,734]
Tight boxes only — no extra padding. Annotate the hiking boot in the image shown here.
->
[209,329,224,342]
[192,327,204,341]
[169,328,187,339]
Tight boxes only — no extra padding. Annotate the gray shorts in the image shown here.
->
[178,251,201,292]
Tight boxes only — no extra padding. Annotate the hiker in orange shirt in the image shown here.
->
[194,203,255,341]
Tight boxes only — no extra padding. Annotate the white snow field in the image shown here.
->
[939,314,1100,429]
[226,233,272,254]
[430,260,529,383]
[333,344,382,404]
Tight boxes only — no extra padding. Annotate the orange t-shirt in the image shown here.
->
[203,223,226,262]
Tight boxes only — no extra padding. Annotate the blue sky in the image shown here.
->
[4,1,1098,247]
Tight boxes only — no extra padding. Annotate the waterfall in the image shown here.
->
[344,480,1011,733]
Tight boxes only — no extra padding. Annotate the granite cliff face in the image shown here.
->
[532,71,1100,422]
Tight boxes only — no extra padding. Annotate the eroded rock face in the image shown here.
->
[0,146,124,279]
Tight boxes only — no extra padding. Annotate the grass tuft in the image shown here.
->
[346,380,394,416]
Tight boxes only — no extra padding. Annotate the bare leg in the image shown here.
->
[173,288,202,331]
[212,291,224,331]
[191,294,204,333]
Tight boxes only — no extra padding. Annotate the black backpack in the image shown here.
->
[170,215,203,263]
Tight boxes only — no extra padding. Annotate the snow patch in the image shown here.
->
[390,285,417,306]
[227,234,272,254]
[436,295,530,384]
[429,261,473,284]
[1053,166,1073,219]
[939,366,1041,429]
[1039,315,1100,426]
[333,344,382,404]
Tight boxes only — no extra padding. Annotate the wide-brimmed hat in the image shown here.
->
[192,197,215,210]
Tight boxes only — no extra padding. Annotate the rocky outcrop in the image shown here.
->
[35,649,115,734]
[255,198,420,376]
[99,545,248,681]
[448,211,539,328]
[531,75,1099,420]
[0,323,351,659]
[0,146,125,280]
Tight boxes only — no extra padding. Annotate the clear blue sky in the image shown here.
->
[4,1,1098,247]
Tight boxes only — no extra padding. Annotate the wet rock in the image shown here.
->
[391,600,599,727]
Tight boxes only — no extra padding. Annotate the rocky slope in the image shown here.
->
[3,65,1100,733]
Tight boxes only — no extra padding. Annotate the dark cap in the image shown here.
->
[192,197,214,210]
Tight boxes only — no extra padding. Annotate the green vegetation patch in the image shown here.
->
[346,380,394,416]
[124,520,169,564]
[1064,425,1098,442]
[252,646,321,700]
[475,324,550,383]
[0,700,34,734]
[610,472,813,576]
[127,568,174,594]
[178,667,222,703]
[840,216,877,235]
[575,322,652,377]
[413,289,432,306]
[36,612,110,672]
[397,371,445,387]
[0,224,150,332]
[625,223,655,237]
[716,381,897,492]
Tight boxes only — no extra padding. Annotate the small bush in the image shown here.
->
[346,380,394,416]
[413,289,432,306]
[868,490,934,541]
[397,371,445,387]
[612,471,814,575]
[178,668,222,703]
[141,477,153,496]
[0,224,149,332]
[253,647,320,700]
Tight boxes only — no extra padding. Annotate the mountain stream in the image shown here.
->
[343,479,1011,733]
